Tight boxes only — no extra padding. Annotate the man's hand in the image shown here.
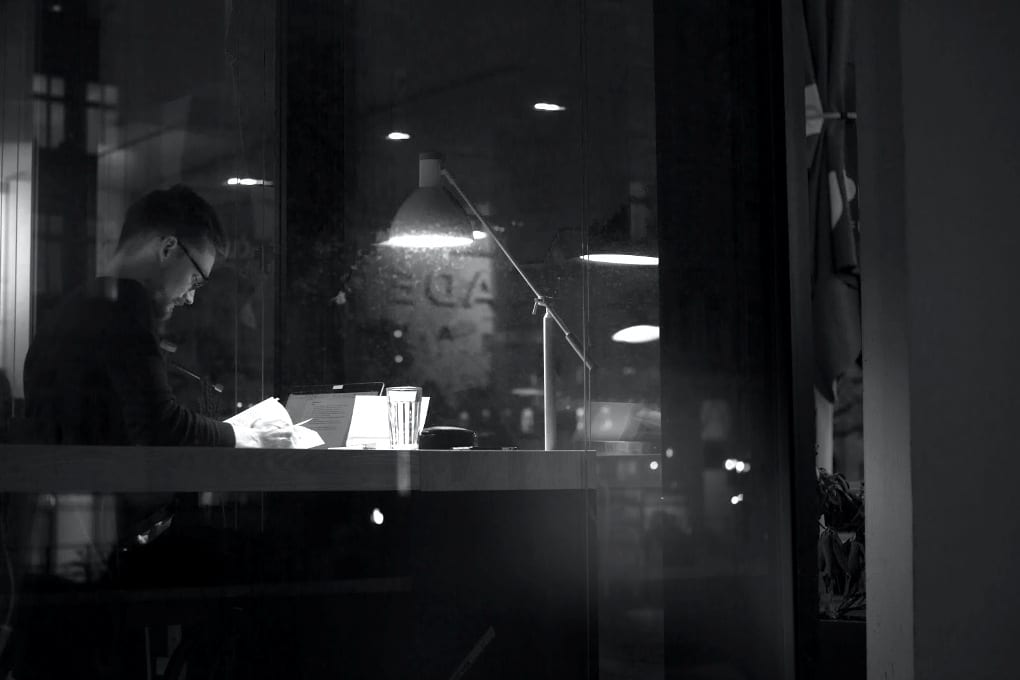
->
[231,419,297,448]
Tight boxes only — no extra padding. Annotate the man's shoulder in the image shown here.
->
[34,279,155,350]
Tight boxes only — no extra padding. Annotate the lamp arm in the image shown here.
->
[539,304,592,370]
[441,169,593,371]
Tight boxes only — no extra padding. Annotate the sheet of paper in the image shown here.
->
[225,397,291,427]
[225,398,327,449]
[284,393,358,448]
[292,424,326,449]
[344,395,429,449]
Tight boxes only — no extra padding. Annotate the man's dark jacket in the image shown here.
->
[23,277,234,446]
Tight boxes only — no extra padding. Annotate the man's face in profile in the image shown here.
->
[152,235,216,321]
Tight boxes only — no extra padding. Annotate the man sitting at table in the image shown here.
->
[22,184,293,449]
[5,186,296,679]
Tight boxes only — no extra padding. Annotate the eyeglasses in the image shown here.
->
[177,240,209,289]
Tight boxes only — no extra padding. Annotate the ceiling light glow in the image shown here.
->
[386,131,411,141]
[533,102,566,112]
[382,234,474,249]
[611,325,660,344]
[580,253,659,266]
[225,177,273,187]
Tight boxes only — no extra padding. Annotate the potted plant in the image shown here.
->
[818,469,864,619]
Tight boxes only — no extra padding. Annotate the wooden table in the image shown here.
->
[0,446,663,678]
[0,445,595,493]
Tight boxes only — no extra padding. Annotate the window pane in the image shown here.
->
[2,0,279,439]
[1,1,798,678]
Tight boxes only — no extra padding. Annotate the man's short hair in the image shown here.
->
[117,184,226,253]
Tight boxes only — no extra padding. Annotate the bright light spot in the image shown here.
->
[580,253,659,266]
[724,458,737,471]
[225,177,273,187]
[394,354,404,364]
[381,234,474,248]
[386,131,411,141]
[393,329,403,338]
[665,448,674,458]
[371,508,384,525]
[649,460,659,471]
[236,402,244,409]
[612,325,660,344]
[533,102,566,112]
[735,461,746,473]
[740,463,751,473]
[730,494,744,505]
[472,230,488,240]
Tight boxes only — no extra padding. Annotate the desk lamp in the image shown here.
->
[383,152,593,450]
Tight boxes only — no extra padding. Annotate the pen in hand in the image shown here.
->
[273,418,312,430]
[258,418,312,431]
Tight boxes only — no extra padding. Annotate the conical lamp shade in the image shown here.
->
[580,236,659,266]
[579,184,658,266]
[383,152,474,248]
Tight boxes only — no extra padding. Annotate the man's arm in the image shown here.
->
[107,333,235,446]
[108,332,295,448]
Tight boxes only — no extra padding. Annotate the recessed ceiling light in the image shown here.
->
[381,234,474,249]
[386,131,411,141]
[225,177,273,186]
[533,102,566,112]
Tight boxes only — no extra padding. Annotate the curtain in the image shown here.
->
[803,0,860,405]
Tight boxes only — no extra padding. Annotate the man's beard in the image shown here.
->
[151,297,175,331]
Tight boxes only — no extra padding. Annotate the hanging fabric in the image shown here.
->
[803,0,861,404]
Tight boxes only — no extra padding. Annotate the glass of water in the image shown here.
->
[386,386,422,449]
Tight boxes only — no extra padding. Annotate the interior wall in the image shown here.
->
[859,1,1020,678]
[857,0,914,677]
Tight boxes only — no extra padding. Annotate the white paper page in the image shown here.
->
[292,424,326,449]
[224,397,325,449]
[342,395,430,449]
[225,397,291,427]
[285,393,358,448]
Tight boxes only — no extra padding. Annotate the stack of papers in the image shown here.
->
[225,397,326,449]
